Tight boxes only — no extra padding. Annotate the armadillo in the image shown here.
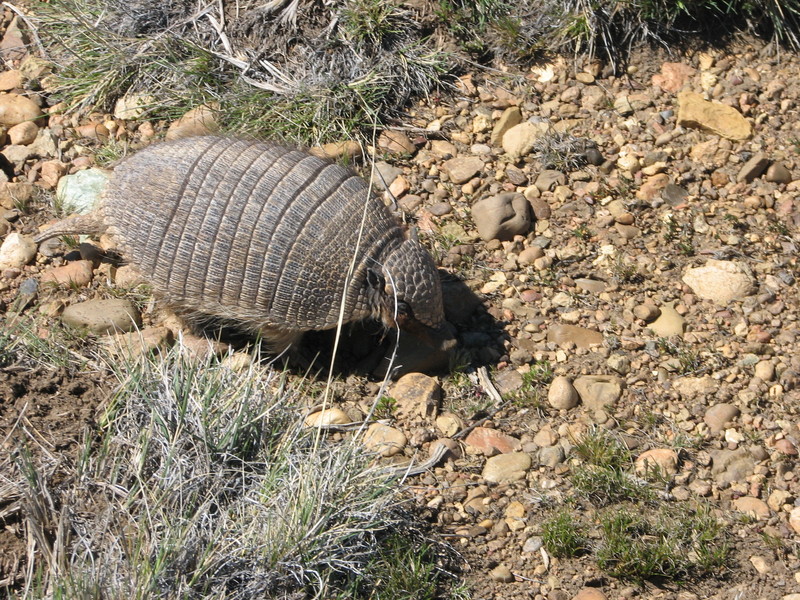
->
[35,136,453,353]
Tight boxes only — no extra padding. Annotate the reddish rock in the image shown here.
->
[39,160,69,188]
[652,62,696,92]
[40,260,94,287]
[465,426,522,455]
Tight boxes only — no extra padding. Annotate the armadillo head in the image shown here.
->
[370,237,455,352]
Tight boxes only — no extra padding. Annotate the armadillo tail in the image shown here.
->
[33,215,105,244]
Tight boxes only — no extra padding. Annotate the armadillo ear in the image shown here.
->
[366,268,385,291]
[409,226,419,242]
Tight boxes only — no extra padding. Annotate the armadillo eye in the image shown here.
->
[395,301,416,325]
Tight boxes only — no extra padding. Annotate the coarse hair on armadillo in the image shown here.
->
[35,136,445,351]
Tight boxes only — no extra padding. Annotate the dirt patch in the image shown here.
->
[0,367,109,589]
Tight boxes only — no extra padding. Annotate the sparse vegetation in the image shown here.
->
[654,337,721,375]
[596,504,729,582]
[4,344,456,599]
[374,395,398,419]
[571,463,653,505]
[532,132,594,171]
[542,509,588,558]
[513,359,554,408]
[572,224,593,240]
[570,427,652,505]
[32,0,800,146]
[0,314,90,371]
[560,427,729,583]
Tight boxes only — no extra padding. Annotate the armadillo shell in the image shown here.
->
[102,136,406,333]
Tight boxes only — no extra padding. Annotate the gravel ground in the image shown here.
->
[0,7,799,598]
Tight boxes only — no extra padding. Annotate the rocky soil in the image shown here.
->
[1,5,800,598]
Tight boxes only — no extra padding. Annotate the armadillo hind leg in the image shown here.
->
[259,328,304,355]
[33,214,105,244]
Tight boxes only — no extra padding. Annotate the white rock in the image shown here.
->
[682,260,755,305]
[502,121,548,159]
[56,168,110,215]
[0,232,36,269]
[113,93,154,120]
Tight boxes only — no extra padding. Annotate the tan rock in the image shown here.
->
[61,298,142,334]
[790,507,800,535]
[165,104,219,140]
[754,361,775,382]
[633,303,660,322]
[533,427,558,447]
[573,375,623,411]
[673,376,717,398]
[363,423,407,457]
[178,332,230,359]
[490,106,522,146]
[40,260,94,287]
[0,93,44,126]
[388,174,409,198]
[482,452,532,483]
[435,413,464,437]
[0,232,36,269]
[502,121,548,159]
[765,162,792,184]
[7,120,37,145]
[547,376,580,410]
[0,70,22,91]
[113,264,145,288]
[0,181,33,210]
[546,324,603,348]
[648,303,685,337]
[108,326,173,357]
[391,372,441,419]
[635,448,679,476]
[429,140,458,158]
[767,489,791,512]
[677,91,752,140]
[309,140,362,160]
[442,156,483,184]
[39,160,69,189]
[305,407,351,427]
[378,130,415,155]
[636,173,670,201]
[732,496,770,520]
[113,93,154,120]
[750,555,771,574]
[704,403,740,434]
[471,192,531,241]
